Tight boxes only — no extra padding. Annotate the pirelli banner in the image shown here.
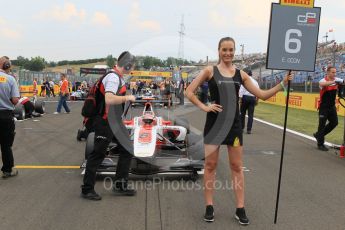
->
[260,92,345,116]
[129,71,188,79]
[130,71,172,78]
[19,85,35,97]
[19,85,61,97]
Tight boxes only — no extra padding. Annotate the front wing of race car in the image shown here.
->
[81,130,204,179]
[126,123,187,158]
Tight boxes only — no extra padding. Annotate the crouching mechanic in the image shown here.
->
[81,51,136,200]
[18,97,41,118]
[0,56,20,178]
[314,66,343,151]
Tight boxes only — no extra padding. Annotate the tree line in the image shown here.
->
[11,55,195,72]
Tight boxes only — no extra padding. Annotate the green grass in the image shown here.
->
[254,103,345,145]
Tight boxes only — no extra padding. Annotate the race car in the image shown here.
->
[131,90,163,107]
[70,89,88,101]
[81,97,204,180]
[14,97,45,120]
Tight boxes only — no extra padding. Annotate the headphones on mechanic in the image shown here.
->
[1,56,11,70]
[118,51,135,71]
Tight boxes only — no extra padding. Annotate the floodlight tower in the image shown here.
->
[178,15,185,60]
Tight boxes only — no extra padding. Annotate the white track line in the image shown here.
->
[253,117,335,147]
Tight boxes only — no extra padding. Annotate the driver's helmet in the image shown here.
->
[142,113,155,124]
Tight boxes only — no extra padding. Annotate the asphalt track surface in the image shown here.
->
[1,98,345,230]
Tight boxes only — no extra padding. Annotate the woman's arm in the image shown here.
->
[241,71,293,100]
[185,66,222,113]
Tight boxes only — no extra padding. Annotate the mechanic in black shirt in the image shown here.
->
[81,52,136,200]
[313,66,343,151]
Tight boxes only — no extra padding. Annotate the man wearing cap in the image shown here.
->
[239,70,259,134]
[0,56,20,178]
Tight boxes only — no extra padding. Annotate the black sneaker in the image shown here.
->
[235,207,249,225]
[247,130,251,134]
[2,168,18,179]
[204,205,214,222]
[318,145,329,151]
[81,191,102,201]
[112,181,137,196]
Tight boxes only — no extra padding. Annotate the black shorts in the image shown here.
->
[203,112,243,146]
[164,89,171,96]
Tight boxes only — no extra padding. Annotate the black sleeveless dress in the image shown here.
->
[203,66,243,146]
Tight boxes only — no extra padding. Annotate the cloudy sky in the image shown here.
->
[0,0,344,62]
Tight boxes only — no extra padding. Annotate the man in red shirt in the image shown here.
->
[314,66,343,151]
[54,73,70,114]
[81,51,136,200]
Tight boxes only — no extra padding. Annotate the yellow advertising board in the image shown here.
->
[181,72,188,78]
[130,71,172,78]
[129,71,188,79]
[20,85,61,97]
[261,92,345,116]
[280,0,314,8]
[19,85,34,97]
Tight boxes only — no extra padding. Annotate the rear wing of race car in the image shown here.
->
[121,98,169,119]
[132,96,169,107]
[134,99,169,104]
[134,95,166,102]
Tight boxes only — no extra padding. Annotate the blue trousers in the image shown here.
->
[57,95,70,113]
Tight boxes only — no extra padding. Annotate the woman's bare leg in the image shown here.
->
[204,144,220,205]
[227,145,245,208]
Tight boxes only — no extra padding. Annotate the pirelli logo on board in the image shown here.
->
[288,95,302,107]
[280,0,314,8]
[0,76,7,83]
[266,94,277,103]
